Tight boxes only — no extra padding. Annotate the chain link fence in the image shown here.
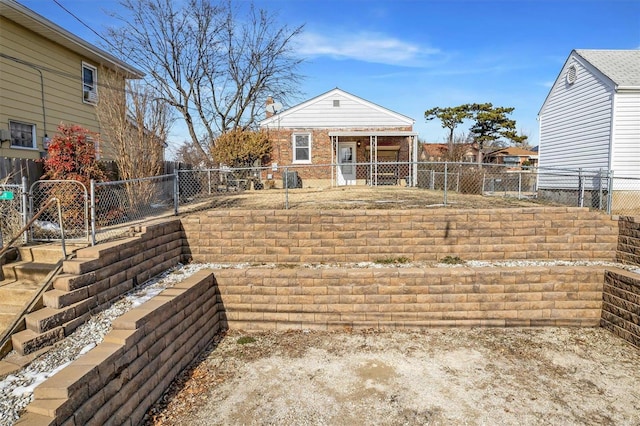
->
[1,162,638,248]
[92,175,176,242]
[30,180,89,242]
[0,181,26,247]
[172,162,638,214]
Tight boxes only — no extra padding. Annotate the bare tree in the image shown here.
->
[105,0,304,159]
[96,68,172,180]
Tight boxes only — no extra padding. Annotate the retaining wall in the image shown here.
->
[601,269,640,348]
[181,207,618,264]
[213,265,607,329]
[18,270,224,426]
[617,216,640,266]
[12,219,185,356]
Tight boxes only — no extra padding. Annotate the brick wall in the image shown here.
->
[266,127,413,181]
[616,216,640,266]
[213,265,606,330]
[18,270,224,426]
[181,207,618,264]
[12,219,186,356]
[601,269,640,348]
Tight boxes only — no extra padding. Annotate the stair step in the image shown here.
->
[2,261,56,282]
[24,296,95,334]
[18,245,66,264]
[0,311,21,333]
[12,327,65,356]
[0,283,39,306]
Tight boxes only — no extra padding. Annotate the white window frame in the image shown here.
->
[9,120,37,149]
[292,133,312,164]
[82,62,98,104]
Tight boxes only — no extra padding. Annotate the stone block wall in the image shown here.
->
[617,216,640,266]
[213,265,606,330]
[12,219,186,356]
[181,207,618,264]
[18,270,224,426]
[601,269,640,348]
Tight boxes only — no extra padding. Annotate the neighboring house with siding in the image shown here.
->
[537,49,640,207]
[259,88,418,187]
[484,146,538,169]
[0,0,143,161]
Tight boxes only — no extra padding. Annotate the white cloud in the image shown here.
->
[296,30,441,67]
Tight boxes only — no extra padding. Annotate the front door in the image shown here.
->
[337,142,356,186]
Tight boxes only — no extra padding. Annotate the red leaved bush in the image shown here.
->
[43,123,107,185]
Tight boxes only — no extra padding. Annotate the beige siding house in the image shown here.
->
[0,0,143,160]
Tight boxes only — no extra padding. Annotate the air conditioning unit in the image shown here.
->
[84,90,98,103]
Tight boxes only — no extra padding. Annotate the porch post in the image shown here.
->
[331,136,335,187]
[369,136,373,186]
[373,135,378,186]
[412,135,418,187]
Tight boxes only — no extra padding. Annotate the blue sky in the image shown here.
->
[20,0,640,152]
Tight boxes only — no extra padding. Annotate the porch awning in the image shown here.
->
[328,131,418,137]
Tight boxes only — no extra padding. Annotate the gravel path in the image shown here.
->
[0,264,208,426]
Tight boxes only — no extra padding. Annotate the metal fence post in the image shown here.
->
[518,172,522,200]
[578,168,584,207]
[173,169,179,215]
[284,167,289,209]
[90,179,96,246]
[207,170,212,195]
[21,176,28,244]
[607,170,614,215]
[598,168,604,211]
[443,163,448,206]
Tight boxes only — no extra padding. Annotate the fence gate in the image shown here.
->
[0,183,26,246]
[29,180,89,242]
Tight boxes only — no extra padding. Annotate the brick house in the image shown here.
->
[259,88,418,187]
[484,146,538,169]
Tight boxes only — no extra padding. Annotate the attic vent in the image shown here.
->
[566,65,577,85]
[333,100,340,107]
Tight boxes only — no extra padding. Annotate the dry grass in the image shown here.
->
[184,185,558,211]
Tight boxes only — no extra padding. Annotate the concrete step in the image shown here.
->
[1,261,56,283]
[0,308,22,334]
[18,244,67,264]
[12,327,65,356]
[0,281,40,306]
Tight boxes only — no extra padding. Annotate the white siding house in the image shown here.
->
[259,88,418,187]
[538,49,640,194]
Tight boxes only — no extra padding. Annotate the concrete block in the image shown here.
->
[14,412,56,426]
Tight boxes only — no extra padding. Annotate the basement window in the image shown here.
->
[9,120,36,149]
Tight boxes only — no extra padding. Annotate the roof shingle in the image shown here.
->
[575,49,640,88]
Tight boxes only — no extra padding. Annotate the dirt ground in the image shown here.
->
[145,327,640,426]
[187,185,555,211]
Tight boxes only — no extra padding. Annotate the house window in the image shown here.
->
[293,133,311,163]
[333,100,340,107]
[82,63,98,104]
[9,121,36,149]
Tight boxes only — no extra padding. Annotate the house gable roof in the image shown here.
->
[0,0,144,77]
[538,49,640,116]
[259,88,414,129]
[486,146,537,157]
[574,49,640,89]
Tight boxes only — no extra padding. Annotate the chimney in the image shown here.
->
[266,96,274,118]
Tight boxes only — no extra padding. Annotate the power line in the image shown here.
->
[51,0,120,54]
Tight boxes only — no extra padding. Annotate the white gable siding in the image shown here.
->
[611,92,640,179]
[538,57,613,189]
[264,91,411,129]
